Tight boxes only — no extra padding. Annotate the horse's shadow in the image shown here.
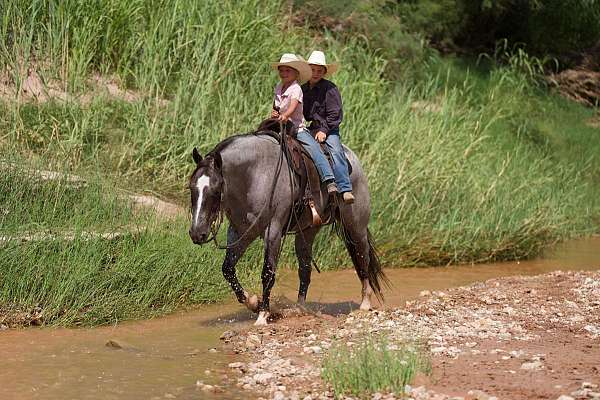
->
[199,296,360,327]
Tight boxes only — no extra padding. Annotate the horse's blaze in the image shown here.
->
[192,175,210,228]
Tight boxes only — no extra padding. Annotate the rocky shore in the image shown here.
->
[217,271,600,400]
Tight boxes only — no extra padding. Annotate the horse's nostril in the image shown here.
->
[189,229,207,244]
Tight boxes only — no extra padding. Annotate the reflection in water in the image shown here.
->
[1,237,599,399]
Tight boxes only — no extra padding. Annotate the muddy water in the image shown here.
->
[1,237,599,400]
[275,236,600,311]
[0,303,255,400]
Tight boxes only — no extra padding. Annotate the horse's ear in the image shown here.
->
[192,147,202,165]
[213,152,222,171]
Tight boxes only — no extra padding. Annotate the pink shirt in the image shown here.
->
[273,81,305,131]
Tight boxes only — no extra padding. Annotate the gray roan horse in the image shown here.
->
[188,129,388,325]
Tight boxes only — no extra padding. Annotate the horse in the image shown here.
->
[188,129,387,325]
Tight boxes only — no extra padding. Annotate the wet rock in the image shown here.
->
[105,339,124,349]
[220,330,238,341]
[104,339,141,352]
[195,381,216,392]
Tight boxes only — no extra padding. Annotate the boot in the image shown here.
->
[342,191,355,204]
[326,180,338,195]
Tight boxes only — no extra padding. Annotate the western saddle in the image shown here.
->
[256,118,332,227]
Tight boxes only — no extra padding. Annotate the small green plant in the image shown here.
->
[322,336,430,398]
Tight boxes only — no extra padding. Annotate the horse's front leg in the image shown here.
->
[221,226,257,311]
[255,223,283,326]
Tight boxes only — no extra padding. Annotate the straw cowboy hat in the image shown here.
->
[271,53,312,83]
[306,50,339,76]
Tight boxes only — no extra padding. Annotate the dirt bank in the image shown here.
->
[221,271,600,400]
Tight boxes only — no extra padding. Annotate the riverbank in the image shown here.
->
[1,249,599,399]
[221,270,600,399]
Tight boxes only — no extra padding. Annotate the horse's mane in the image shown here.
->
[206,133,249,157]
[206,119,287,158]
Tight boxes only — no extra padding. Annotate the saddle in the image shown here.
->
[256,118,331,227]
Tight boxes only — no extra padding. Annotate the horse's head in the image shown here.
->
[188,147,223,245]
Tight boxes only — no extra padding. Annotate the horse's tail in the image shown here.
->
[339,226,390,303]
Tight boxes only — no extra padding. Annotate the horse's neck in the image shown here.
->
[220,136,281,194]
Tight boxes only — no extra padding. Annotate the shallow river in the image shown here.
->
[1,237,599,400]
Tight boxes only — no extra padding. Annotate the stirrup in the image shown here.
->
[308,199,322,226]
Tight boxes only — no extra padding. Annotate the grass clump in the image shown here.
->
[0,159,136,233]
[0,231,241,326]
[322,337,430,399]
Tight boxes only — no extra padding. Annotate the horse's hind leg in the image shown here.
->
[221,226,256,311]
[345,231,374,311]
[295,227,319,304]
[255,223,283,326]
[340,221,388,311]
[338,206,384,311]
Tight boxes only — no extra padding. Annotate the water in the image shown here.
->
[1,237,599,399]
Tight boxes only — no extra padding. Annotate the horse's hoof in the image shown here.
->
[254,311,270,326]
[359,302,372,311]
[244,294,260,313]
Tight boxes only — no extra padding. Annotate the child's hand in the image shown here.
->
[271,109,280,118]
[315,131,326,143]
[278,114,289,123]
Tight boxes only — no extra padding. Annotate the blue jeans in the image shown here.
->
[296,128,353,193]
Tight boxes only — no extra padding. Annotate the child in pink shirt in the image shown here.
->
[270,54,311,133]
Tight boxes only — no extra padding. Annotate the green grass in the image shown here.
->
[322,337,430,398]
[0,230,244,326]
[0,159,134,233]
[0,160,263,326]
[360,62,599,265]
